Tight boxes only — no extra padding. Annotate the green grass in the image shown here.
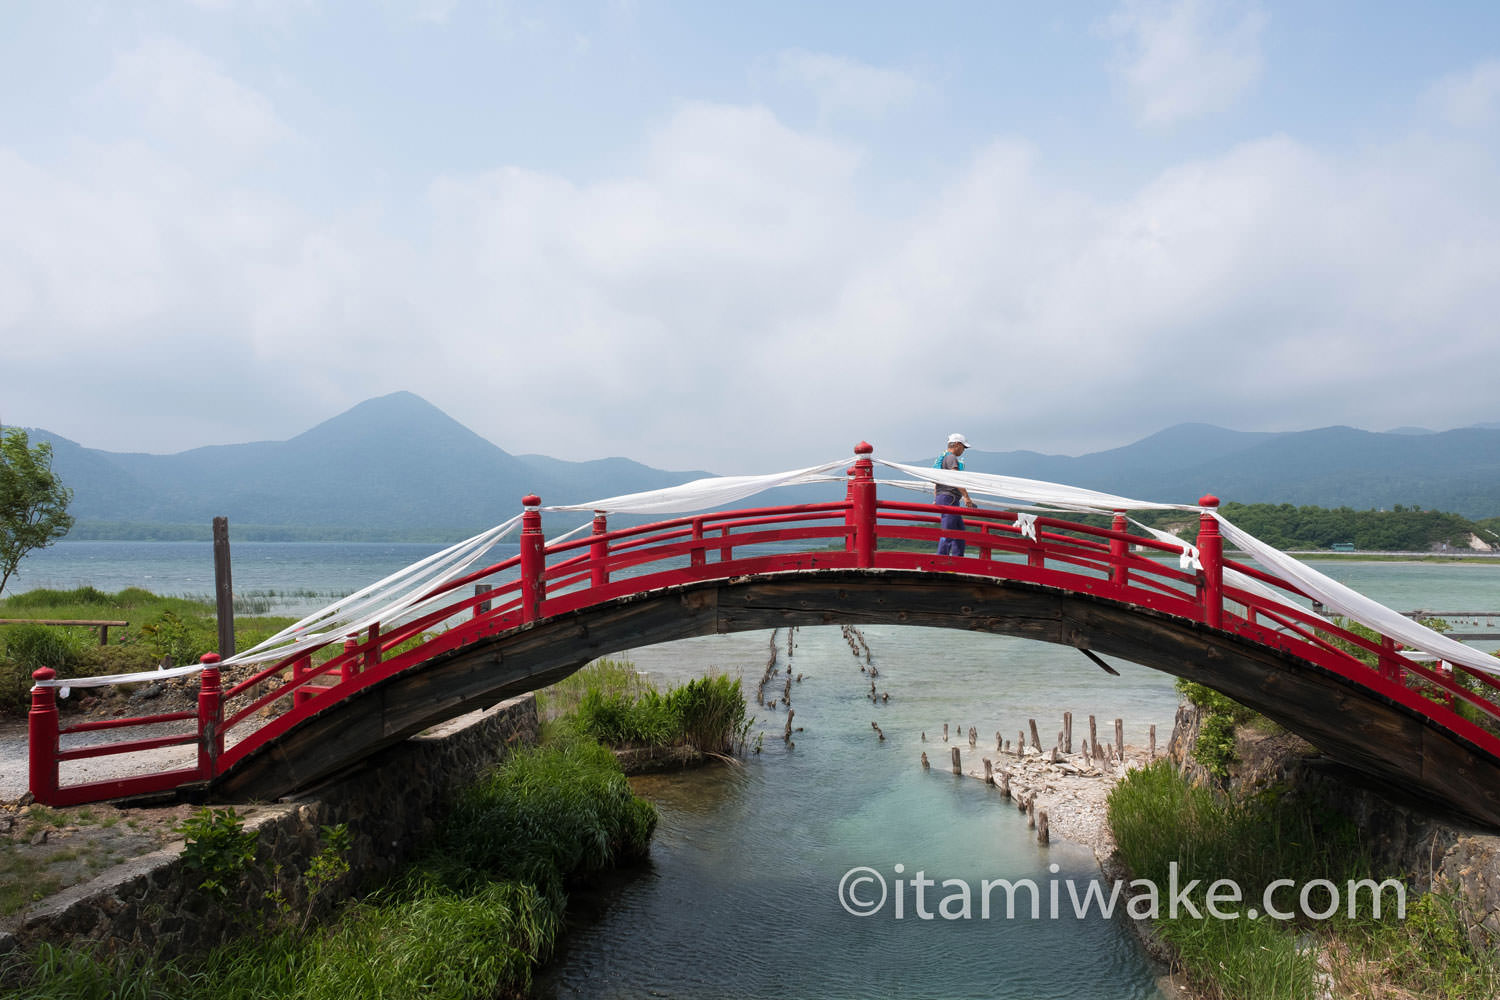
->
[1,737,658,1000]
[0,586,314,715]
[1108,761,1500,999]
[567,668,751,755]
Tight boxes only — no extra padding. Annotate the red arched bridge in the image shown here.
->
[26,445,1500,827]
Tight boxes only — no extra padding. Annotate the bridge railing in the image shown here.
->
[27,446,1500,805]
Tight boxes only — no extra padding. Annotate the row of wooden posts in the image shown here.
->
[928,712,1157,765]
[918,712,1159,846]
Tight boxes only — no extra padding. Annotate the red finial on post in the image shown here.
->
[851,442,877,568]
[197,653,223,780]
[1197,495,1223,628]
[520,495,546,622]
[28,668,59,804]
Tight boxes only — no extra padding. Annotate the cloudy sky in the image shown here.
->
[4,1,1499,472]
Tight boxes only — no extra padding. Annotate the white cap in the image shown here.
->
[947,433,971,447]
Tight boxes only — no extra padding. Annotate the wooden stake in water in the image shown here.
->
[983,757,994,785]
[1037,809,1050,845]
[1029,719,1042,753]
[921,752,930,770]
[1064,711,1073,754]
[951,747,962,775]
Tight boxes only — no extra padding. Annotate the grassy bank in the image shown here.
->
[1107,761,1500,999]
[2,736,658,999]
[0,586,298,715]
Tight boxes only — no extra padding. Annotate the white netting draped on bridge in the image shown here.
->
[875,457,1500,679]
[32,449,1500,688]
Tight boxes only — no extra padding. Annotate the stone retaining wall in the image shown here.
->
[0,694,538,960]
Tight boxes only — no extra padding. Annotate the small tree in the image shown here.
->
[0,427,74,596]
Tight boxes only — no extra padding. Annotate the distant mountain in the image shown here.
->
[26,402,1500,539]
[965,423,1500,518]
[32,392,709,541]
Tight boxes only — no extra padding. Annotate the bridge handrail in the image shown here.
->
[27,452,1500,806]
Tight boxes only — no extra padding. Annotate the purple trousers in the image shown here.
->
[936,493,966,556]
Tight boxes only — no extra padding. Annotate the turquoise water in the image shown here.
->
[10,543,1499,997]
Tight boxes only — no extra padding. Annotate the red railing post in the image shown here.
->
[691,516,706,567]
[591,512,610,587]
[852,442,876,568]
[363,622,380,672]
[843,464,857,554]
[341,635,359,682]
[1110,511,1130,586]
[719,525,732,563]
[197,653,223,780]
[1378,636,1403,684]
[1198,495,1223,629]
[978,522,992,561]
[28,668,59,804]
[292,652,314,706]
[520,494,545,622]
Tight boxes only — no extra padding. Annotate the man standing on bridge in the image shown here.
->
[935,433,978,556]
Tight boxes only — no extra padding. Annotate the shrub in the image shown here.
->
[177,807,259,901]
[666,673,749,755]
[139,610,214,667]
[1,624,85,674]
[575,688,677,747]
[438,737,657,891]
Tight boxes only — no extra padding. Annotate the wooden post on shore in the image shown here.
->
[1115,718,1124,762]
[999,771,1011,798]
[1149,725,1157,761]
[1089,715,1098,757]
[983,757,994,785]
[1037,809,1050,845]
[1064,711,1073,754]
[1027,797,1036,829]
[996,731,1002,752]
[951,746,961,774]
[1029,719,1041,753]
[212,517,234,658]
[1018,731,1026,756]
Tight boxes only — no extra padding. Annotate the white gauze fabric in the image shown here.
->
[1214,514,1500,678]
[543,459,850,516]
[33,517,526,690]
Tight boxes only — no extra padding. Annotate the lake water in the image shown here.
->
[10,541,1500,998]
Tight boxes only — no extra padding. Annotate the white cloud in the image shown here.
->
[1428,59,1500,129]
[6,82,1500,468]
[1103,0,1266,127]
[774,50,927,120]
[100,37,290,157]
